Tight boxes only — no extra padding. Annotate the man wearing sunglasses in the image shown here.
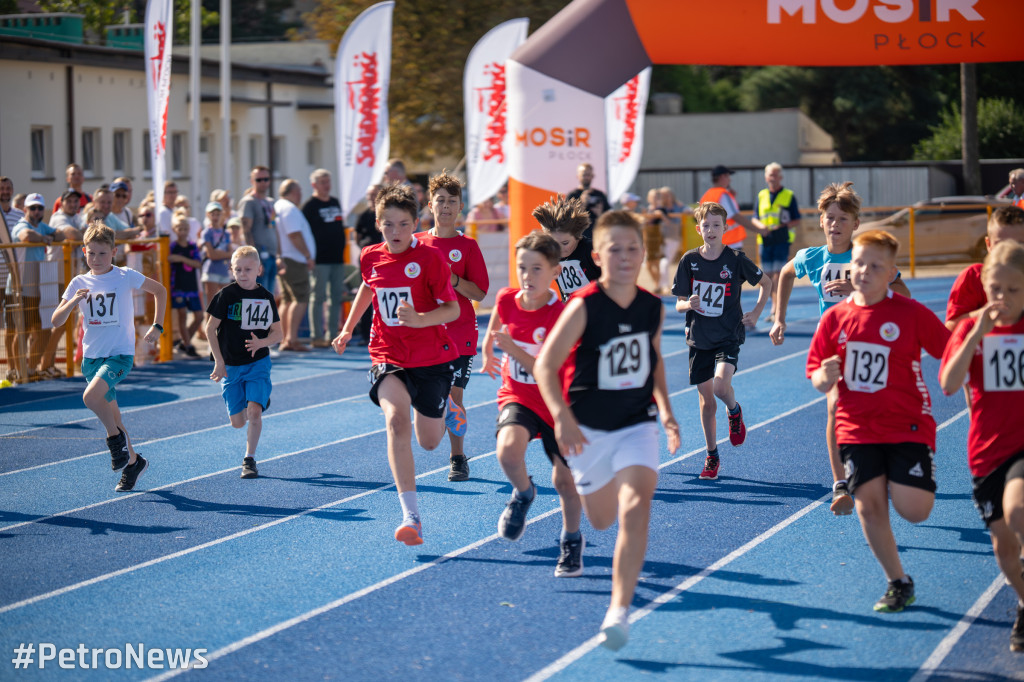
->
[240,166,280,292]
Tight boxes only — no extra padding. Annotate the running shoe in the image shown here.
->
[1011,604,1024,652]
[445,396,467,437]
[874,576,915,612]
[115,455,148,492]
[107,428,130,471]
[448,454,469,481]
[728,403,746,446]
[831,481,855,516]
[241,457,259,479]
[699,454,720,480]
[555,535,584,578]
[497,479,535,541]
[394,516,424,546]
[600,607,629,651]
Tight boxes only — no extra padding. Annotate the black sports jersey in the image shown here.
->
[556,237,602,301]
[207,282,281,366]
[564,282,661,430]
[672,247,763,349]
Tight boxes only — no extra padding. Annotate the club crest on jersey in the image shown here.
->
[532,327,547,344]
[618,323,632,333]
[449,249,462,263]
[879,322,900,342]
[720,265,732,280]
[838,330,848,345]
[404,262,421,278]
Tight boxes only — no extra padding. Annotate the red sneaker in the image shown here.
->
[728,403,746,446]
[699,454,720,480]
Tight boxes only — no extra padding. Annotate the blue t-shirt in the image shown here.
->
[794,245,900,315]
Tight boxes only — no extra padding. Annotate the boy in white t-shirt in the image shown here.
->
[52,223,167,492]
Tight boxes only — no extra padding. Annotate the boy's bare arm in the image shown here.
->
[535,299,588,457]
[396,299,458,328]
[140,277,168,344]
[52,289,88,328]
[651,309,680,454]
[770,260,798,345]
[890,276,911,298]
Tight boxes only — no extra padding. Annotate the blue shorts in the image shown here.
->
[760,242,790,272]
[171,290,203,312]
[82,355,134,403]
[222,355,272,417]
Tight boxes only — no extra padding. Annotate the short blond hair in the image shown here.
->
[853,229,899,260]
[83,222,115,248]
[693,201,727,224]
[231,245,260,265]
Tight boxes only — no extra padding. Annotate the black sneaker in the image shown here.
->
[106,428,130,471]
[241,457,259,479]
[497,479,535,541]
[115,455,148,492]
[448,454,469,481]
[1011,604,1024,652]
[874,576,915,612]
[184,344,199,358]
[555,535,584,578]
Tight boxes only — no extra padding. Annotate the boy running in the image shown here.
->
[535,210,680,650]
[534,195,601,302]
[807,230,950,613]
[673,201,771,480]
[333,184,459,545]
[51,223,166,491]
[940,240,1024,652]
[482,229,584,577]
[771,182,910,514]
[416,171,489,482]
[206,246,284,479]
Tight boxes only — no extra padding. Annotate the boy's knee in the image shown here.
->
[1005,502,1024,531]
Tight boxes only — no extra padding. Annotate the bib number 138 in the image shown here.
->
[598,332,650,390]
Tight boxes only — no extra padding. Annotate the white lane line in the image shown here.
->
[908,575,1009,682]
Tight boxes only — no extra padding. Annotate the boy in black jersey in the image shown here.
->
[536,210,680,651]
[206,246,284,479]
[534,195,601,301]
[673,202,771,480]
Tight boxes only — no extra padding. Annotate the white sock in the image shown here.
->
[398,491,419,521]
[602,605,629,628]
[833,479,848,492]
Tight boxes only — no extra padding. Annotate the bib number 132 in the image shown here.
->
[843,341,890,393]
[598,332,650,390]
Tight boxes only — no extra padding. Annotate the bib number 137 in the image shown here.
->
[598,332,650,390]
[377,287,412,326]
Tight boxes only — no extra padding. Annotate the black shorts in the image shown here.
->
[688,343,740,385]
[496,402,566,467]
[840,442,936,494]
[367,361,455,419]
[972,451,1024,527]
[451,354,475,390]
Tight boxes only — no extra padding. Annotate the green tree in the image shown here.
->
[304,0,567,163]
[36,0,219,45]
[913,98,1024,160]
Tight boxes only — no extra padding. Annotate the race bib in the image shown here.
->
[240,298,273,331]
[691,279,726,318]
[983,334,1024,392]
[82,291,119,327]
[556,260,588,297]
[376,286,412,326]
[843,341,890,393]
[598,332,650,390]
[504,341,540,384]
[821,263,851,301]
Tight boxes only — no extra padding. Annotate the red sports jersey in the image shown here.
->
[807,291,951,449]
[946,263,985,324]
[416,230,489,356]
[361,237,459,367]
[494,287,565,426]
[941,315,1024,477]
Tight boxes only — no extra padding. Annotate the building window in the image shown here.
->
[142,130,151,177]
[171,131,186,177]
[31,126,52,179]
[306,138,321,168]
[271,136,285,176]
[248,136,262,172]
[113,129,131,177]
[81,128,101,178]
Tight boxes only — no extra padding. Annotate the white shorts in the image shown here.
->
[569,421,660,495]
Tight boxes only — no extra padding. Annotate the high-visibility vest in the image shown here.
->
[700,186,746,245]
[1015,196,1024,209]
[756,187,796,245]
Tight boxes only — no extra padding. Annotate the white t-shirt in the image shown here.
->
[63,266,146,358]
[274,198,316,263]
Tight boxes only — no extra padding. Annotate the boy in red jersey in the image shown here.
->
[416,171,489,482]
[535,210,680,650]
[482,229,584,577]
[807,230,950,613]
[940,240,1024,652]
[946,205,1024,332]
[332,185,460,546]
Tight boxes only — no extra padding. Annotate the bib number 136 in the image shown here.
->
[598,332,650,390]
[983,335,1024,391]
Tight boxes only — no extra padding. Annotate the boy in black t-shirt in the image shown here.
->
[672,202,771,480]
[533,195,601,301]
[205,246,284,478]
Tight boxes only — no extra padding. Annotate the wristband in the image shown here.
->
[453,274,460,288]
[151,323,164,333]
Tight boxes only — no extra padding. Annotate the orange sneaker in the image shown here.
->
[394,517,423,546]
